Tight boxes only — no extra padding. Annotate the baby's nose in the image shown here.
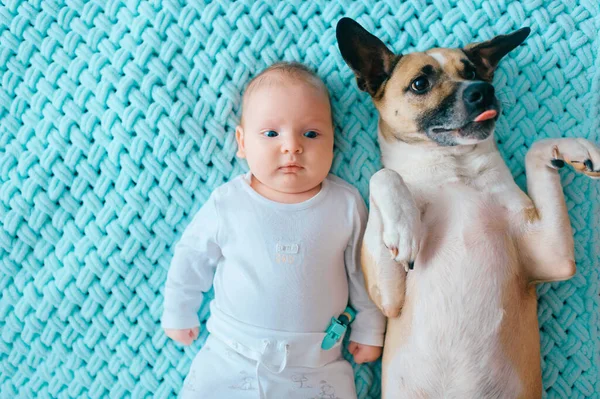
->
[281,137,303,153]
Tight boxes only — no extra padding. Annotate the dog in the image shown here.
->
[336,17,600,398]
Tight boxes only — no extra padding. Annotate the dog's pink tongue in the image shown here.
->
[474,110,497,122]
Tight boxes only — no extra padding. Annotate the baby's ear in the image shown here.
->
[235,126,246,158]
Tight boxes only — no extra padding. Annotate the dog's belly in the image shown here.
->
[383,185,541,399]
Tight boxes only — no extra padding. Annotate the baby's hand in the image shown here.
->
[348,341,382,364]
[164,327,199,345]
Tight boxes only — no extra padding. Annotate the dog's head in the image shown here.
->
[336,18,530,146]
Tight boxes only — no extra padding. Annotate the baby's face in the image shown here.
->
[236,79,334,199]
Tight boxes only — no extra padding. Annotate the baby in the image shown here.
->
[161,62,385,399]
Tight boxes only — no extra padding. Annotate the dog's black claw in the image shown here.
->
[408,261,414,270]
[551,159,565,169]
[584,159,594,171]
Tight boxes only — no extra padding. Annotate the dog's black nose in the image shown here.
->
[463,82,495,110]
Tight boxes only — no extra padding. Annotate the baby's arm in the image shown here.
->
[345,192,386,362]
[161,193,222,344]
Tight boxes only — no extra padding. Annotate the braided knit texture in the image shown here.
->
[1,1,599,398]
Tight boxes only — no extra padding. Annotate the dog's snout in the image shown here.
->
[463,82,495,110]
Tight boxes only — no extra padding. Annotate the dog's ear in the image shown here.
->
[336,17,399,98]
[463,27,530,81]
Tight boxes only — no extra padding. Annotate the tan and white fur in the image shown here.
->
[336,18,600,398]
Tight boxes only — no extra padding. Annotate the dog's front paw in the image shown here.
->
[382,218,420,272]
[530,138,600,179]
[370,169,421,271]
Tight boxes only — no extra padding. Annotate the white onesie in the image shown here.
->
[162,172,385,399]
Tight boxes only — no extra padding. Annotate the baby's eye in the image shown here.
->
[263,130,279,138]
[304,131,318,139]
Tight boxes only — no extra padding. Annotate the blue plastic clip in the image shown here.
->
[321,306,356,350]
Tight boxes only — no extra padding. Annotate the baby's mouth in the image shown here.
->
[279,164,303,173]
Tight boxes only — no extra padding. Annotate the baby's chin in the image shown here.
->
[274,181,321,195]
[275,174,325,191]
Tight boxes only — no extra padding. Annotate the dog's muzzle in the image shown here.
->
[463,82,496,115]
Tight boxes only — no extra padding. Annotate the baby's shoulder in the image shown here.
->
[325,174,364,205]
[193,175,248,219]
[207,174,246,202]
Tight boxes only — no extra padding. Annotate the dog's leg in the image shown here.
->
[362,169,421,317]
[521,138,600,283]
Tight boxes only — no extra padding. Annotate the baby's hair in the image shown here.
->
[240,61,332,123]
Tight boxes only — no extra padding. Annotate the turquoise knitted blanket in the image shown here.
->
[1,1,598,398]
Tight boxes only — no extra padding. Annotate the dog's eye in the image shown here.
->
[464,69,477,80]
[410,77,430,94]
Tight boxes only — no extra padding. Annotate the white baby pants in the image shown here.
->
[180,308,357,399]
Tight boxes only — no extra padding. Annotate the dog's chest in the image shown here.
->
[413,182,518,309]
[395,183,523,396]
